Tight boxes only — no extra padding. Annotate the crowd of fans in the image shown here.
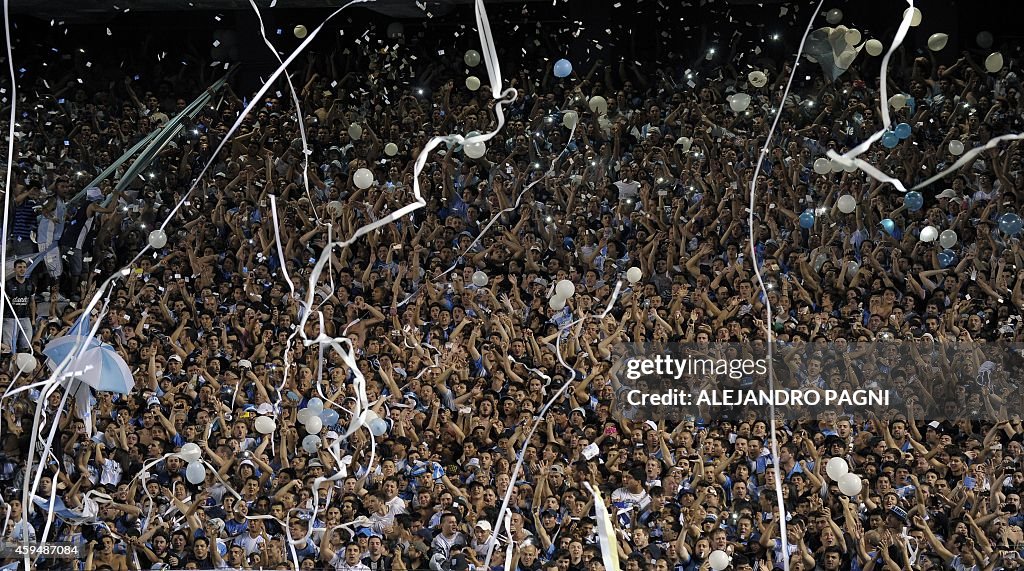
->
[3,6,1024,571]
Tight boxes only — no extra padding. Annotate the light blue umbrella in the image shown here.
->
[71,345,135,395]
[42,334,101,368]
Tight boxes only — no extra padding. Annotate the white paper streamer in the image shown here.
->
[583,482,619,571]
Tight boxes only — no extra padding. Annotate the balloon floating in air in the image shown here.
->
[882,131,899,149]
[813,158,831,175]
[799,210,815,229]
[837,195,857,214]
[588,96,608,115]
[353,168,374,190]
[562,111,579,129]
[985,52,1004,73]
[949,140,965,156]
[549,296,566,310]
[999,213,1024,235]
[919,226,938,243]
[927,33,948,52]
[186,461,207,484]
[904,191,924,212]
[553,59,573,78]
[708,550,731,571]
[464,140,487,159]
[825,8,843,25]
[728,93,751,112]
[939,229,958,249]
[894,123,912,140]
[148,230,167,249]
[748,70,768,88]
[938,249,957,268]
[348,123,362,140]
[864,39,884,57]
[838,472,863,496]
[464,49,481,67]
[903,7,922,26]
[293,25,308,39]
[466,76,481,91]
[384,143,399,157]
[254,416,276,435]
[977,31,994,49]
[826,457,849,480]
[626,267,643,284]
[369,418,388,436]
[15,352,37,373]
[880,218,896,236]
[472,271,489,287]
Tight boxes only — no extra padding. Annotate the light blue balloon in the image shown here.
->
[880,218,896,236]
[904,191,924,212]
[799,210,815,229]
[999,212,1024,235]
[369,418,388,436]
[320,409,340,426]
[894,122,912,140]
[553,58,573,78]
[938,249,956,268]
[882,131,899,148]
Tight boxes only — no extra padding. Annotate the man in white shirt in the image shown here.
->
[324,542,370,571]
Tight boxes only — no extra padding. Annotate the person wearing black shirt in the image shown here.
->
[3,259,35,355]
[362,534,393,571]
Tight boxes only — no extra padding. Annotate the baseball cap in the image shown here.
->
[308,459,324,468]
[936,188,958,199]
[168,355,182,363]
[475,520,492,531]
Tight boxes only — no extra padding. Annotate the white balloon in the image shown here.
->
[676,137,692,152]
[826,457,850,480]
[927,33,948,52]
[813,158,831,175]
[836,48,857,70]
[353,168,374,190]
[14,352,37,373]
[296,408,315,425]
[708,550,731,571]
[254,416,276,435]
[464,49,481,67]
[748,70,767,88]
[939,229,958,249]
[179,443,202,463]
[825,8,842,25]
[864,39,884,57]
[976,31,994,49]
[304,415,323,435]
[384,143,399,157]
[830,158,845,173]
[148,230,167,249]
[348,123,363,140]
[985,52,1004,73]
[555,279,576,298]
[919,226,938,243]
[562,110,579,129]
[293,25,308,39]
[549,296,566,310]
[302,434,321,453]
[464,141,487,159]
[588,96,608,115]
[626,267,643,284]
[307,397,324,413]
[465,76,481,91]
[889,94,907,110]
[903,7,922,27]
[838,473,863,496]
[845,29,861,46]
[728,93,751,113]
[472,271,488,287]
[327,201,343,216]
[948,140,965,156]
[186,461,207,484]
[837,195,857,214]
